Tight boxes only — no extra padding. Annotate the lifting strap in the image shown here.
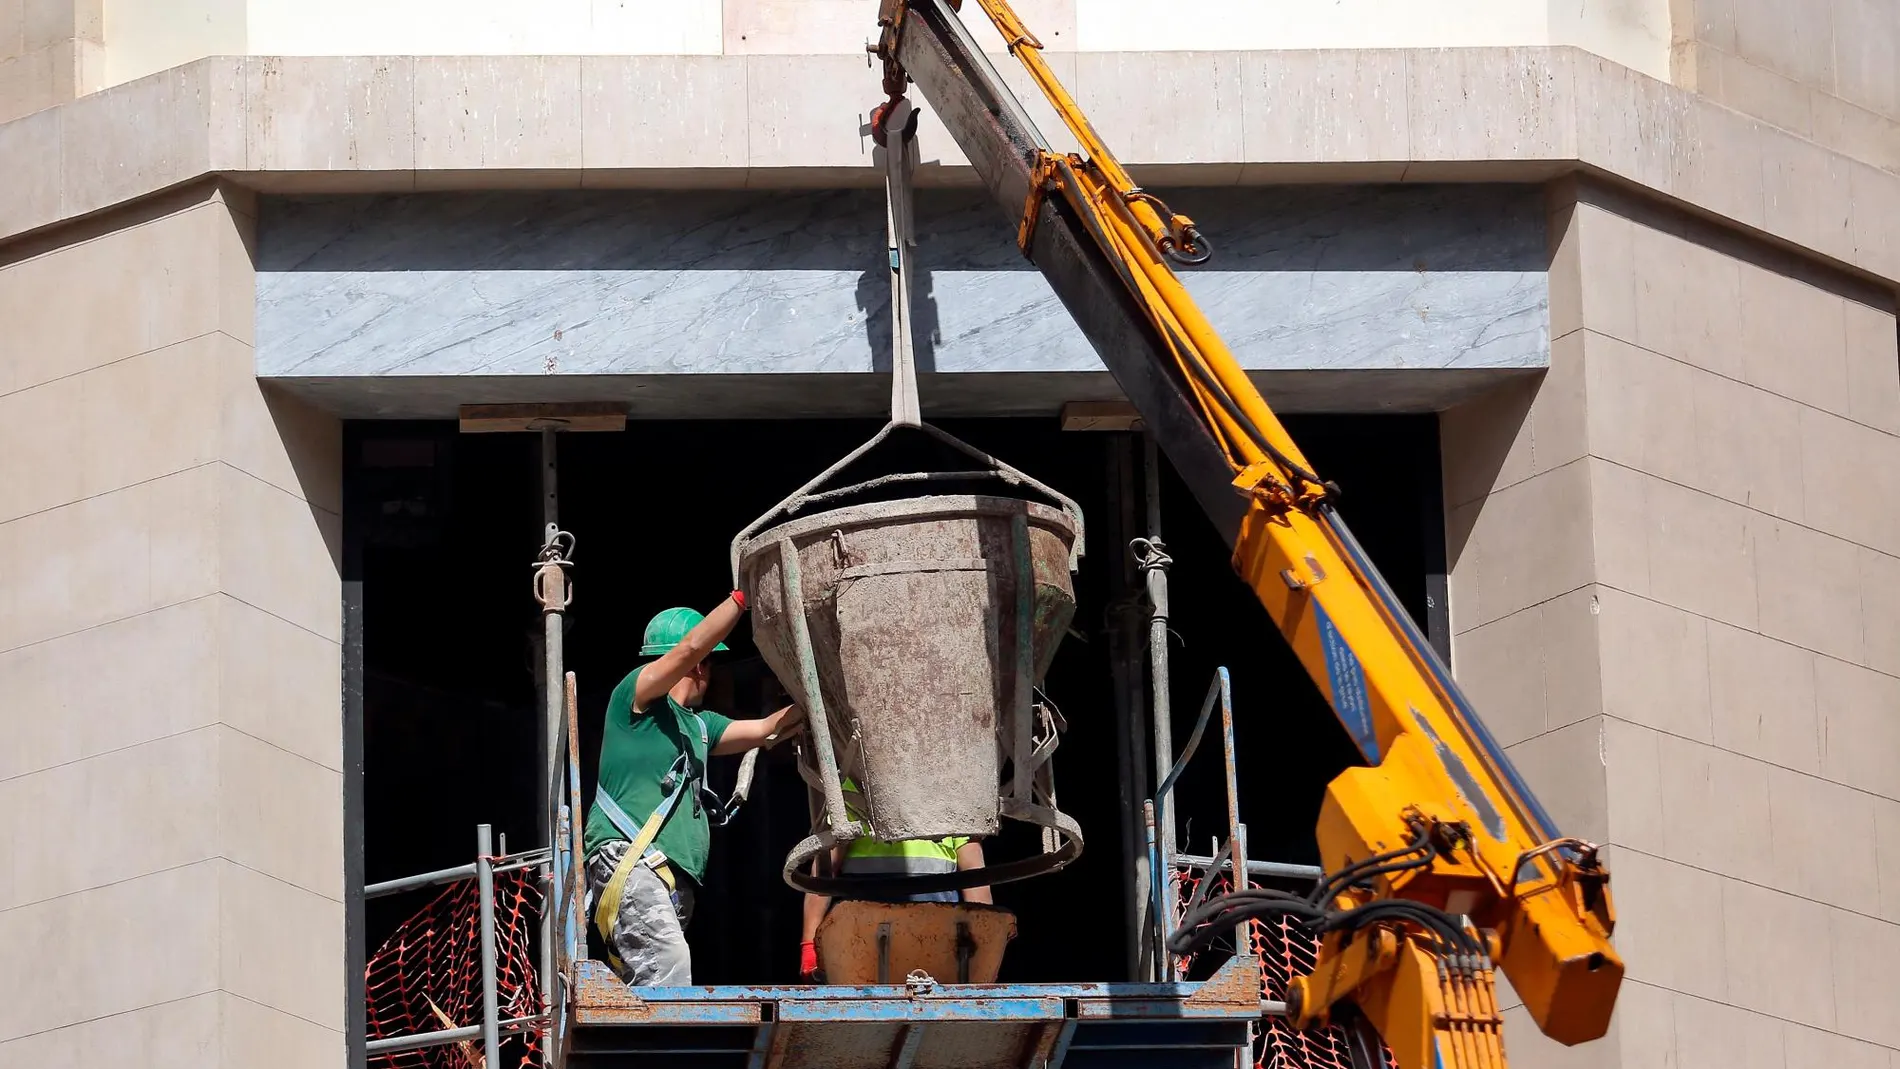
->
[879,96,923,429]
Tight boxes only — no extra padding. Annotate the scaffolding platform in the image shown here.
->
[568,958,1262,1069]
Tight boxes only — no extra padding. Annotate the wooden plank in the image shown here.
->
[1059,401,1143,432]
[458,402,627,433]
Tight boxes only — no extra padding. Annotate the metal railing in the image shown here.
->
[361,465,584,1069]
[546,670,585,1069]
[1146,667,1324,982]
[1145,669,1242,981]
[363,824,551,1063]
[1173,853,1323,883]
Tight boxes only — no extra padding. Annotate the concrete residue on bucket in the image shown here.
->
[729,423,1088,898]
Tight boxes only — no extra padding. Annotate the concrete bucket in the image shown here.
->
[737,488,1086,894]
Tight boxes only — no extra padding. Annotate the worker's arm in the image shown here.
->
[711,703,806,756]
[801,888,830,944]
[800,886,829,980]
[633,593,747,710]
[801,846,846,981]
[956,840,991,905]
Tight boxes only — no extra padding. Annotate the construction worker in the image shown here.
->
[797,779,991,982]
[584,592,803,986]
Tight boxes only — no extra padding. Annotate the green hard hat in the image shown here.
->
[639,606,729,658]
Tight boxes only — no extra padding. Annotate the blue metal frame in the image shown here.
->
[569,960,1263,1068]
[744,1020,775,1069]
[1046,1019,1079,1068]
[592,976,1245,1000]
[1147,668,1250,982]
[565,669,1277,1069]
[580,978,1251,1016]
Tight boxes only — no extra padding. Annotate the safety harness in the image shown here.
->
[590,709,745,976]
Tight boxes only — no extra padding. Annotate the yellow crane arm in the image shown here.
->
[869,3,1623,1069]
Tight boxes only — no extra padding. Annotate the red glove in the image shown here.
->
[799,940,819,981]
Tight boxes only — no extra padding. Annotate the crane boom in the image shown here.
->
[870,4,1623,1069]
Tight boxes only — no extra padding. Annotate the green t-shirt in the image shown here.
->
[583,665,733,884]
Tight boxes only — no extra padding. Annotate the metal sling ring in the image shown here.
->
[731,87,1084,583]
[779,804,1083,897]
[729,419,1087,584]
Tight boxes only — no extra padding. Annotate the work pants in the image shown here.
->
[585,840,696,986]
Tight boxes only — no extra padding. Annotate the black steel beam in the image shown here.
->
[892,0,1247,545]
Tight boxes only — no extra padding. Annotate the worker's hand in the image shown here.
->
[799,940,821,982]
[760,704,805,749]
[715,704,806,756]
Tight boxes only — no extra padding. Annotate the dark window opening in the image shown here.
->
[346,413,1443,985]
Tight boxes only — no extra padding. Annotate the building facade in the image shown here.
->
[1,2,1897,1068]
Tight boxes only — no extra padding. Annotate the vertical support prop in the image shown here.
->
[541,428,563,837]
[476,824,502,1069]
[1142,436,1174,880]
[541,426,560,530]
[538,428,563,1046]
[1140,435,1173,980]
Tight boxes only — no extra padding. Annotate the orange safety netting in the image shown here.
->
[366,871,544,1069]
[1175,869,1397,1069]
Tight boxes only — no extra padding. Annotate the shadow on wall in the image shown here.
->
[257,381,346,565]
[1439,181,1900,577]
[254,186,1548,275]
[1437,376,1537,578]
[855,260,942,374]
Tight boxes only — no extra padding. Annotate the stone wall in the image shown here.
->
[0,182,345,1067]
[1674,0,1900,174]
[253,185,1549,417]
[80,0,1671,89]
[0,0,103,123]
[1444,180,1900,1069]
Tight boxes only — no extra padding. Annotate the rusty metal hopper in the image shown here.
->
[740,494,1078,843]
